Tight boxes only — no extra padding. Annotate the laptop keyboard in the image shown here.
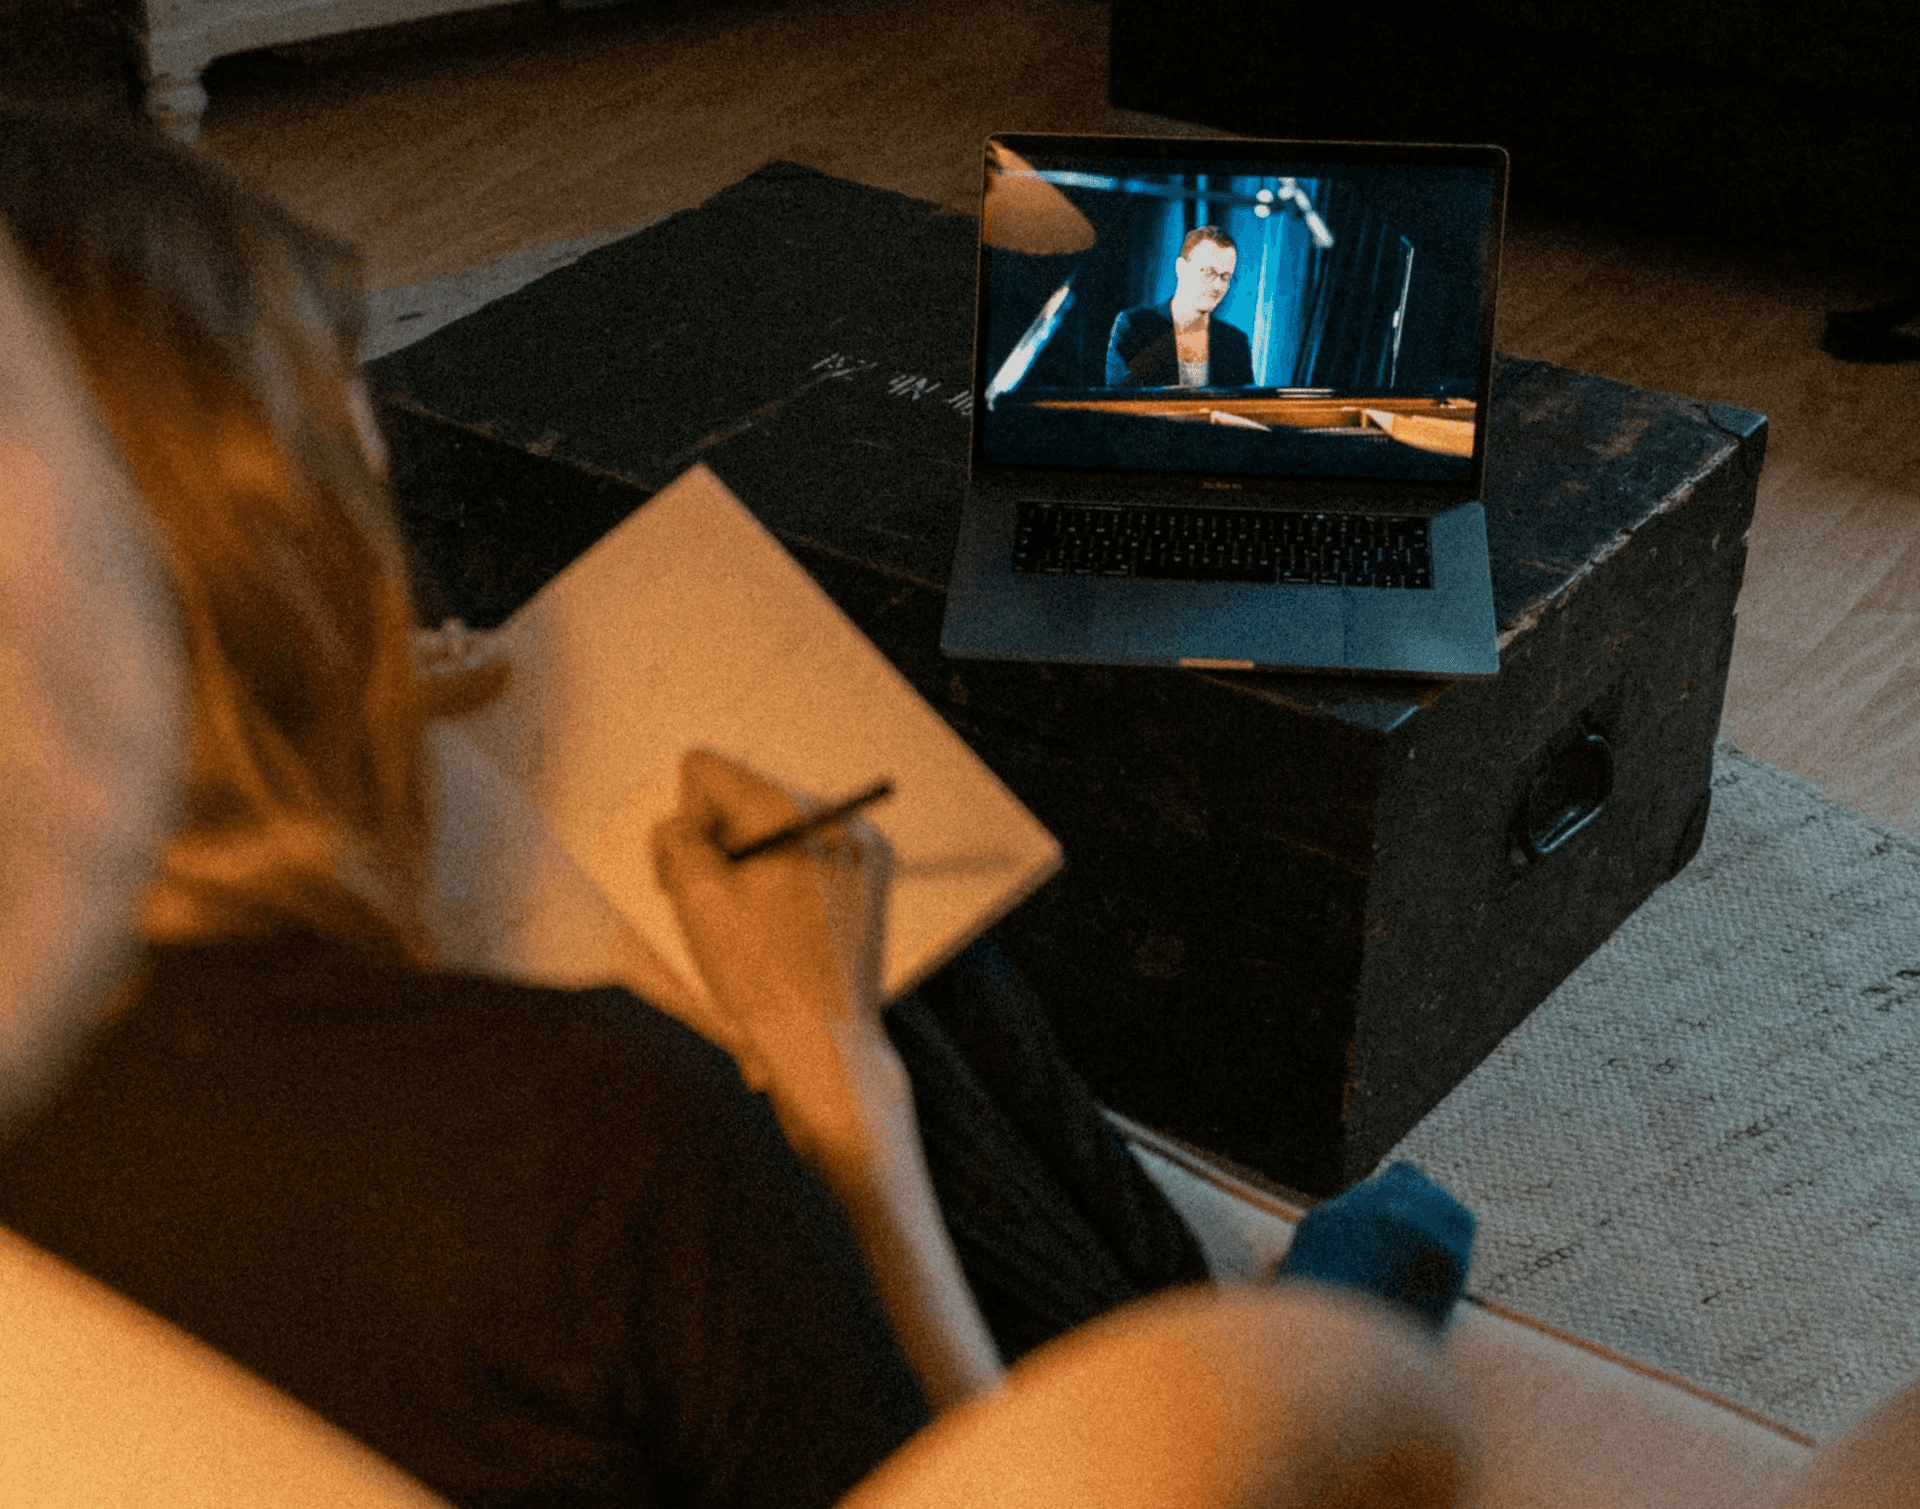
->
[1011,500,1434,588]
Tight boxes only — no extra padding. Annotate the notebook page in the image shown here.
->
[426,720,725,1046]
[447,463,1061,1009]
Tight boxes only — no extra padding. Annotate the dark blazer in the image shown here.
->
[1105,303,1255,387]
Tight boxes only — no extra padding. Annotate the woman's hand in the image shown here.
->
[651,749,910,1178]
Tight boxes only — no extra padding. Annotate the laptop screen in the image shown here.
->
[972,136,1506,497]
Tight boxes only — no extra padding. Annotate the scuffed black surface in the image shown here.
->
[374,164,1767,1195]
[372,162,979,609]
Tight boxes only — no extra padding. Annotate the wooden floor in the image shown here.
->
[195,0,1920,838]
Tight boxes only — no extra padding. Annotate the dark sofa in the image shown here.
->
[1110,0,1920,270]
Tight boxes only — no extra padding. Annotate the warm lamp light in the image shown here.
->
[982,142,1097,256]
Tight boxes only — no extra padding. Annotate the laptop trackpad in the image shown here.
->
[1029,577,1343,665]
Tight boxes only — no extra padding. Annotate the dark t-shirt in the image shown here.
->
[0,935,929,1509]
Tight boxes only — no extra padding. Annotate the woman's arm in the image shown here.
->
[803,1065,1006,1412]
[652,749,1005,1409]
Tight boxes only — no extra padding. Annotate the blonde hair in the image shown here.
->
[0,106,435,962]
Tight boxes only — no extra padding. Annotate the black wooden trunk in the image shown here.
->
[372,164,1765,1195]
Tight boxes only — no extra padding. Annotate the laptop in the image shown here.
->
[941,134,1508,676]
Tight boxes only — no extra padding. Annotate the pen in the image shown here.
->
[721,779,896,862]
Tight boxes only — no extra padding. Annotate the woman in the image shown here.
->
[0,104,1202,1509]
[18,116,1917,1509]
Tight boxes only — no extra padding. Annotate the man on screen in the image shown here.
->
[1104,226,1254,388]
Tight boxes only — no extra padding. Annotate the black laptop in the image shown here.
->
[941,134,1507,676]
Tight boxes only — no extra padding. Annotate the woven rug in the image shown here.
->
[1387,740,1920,1440]
[369,228,1920,1443]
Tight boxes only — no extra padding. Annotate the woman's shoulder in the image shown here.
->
[13,932,793,1311]
[145,931,680,1028]
[136,933,754,1153]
